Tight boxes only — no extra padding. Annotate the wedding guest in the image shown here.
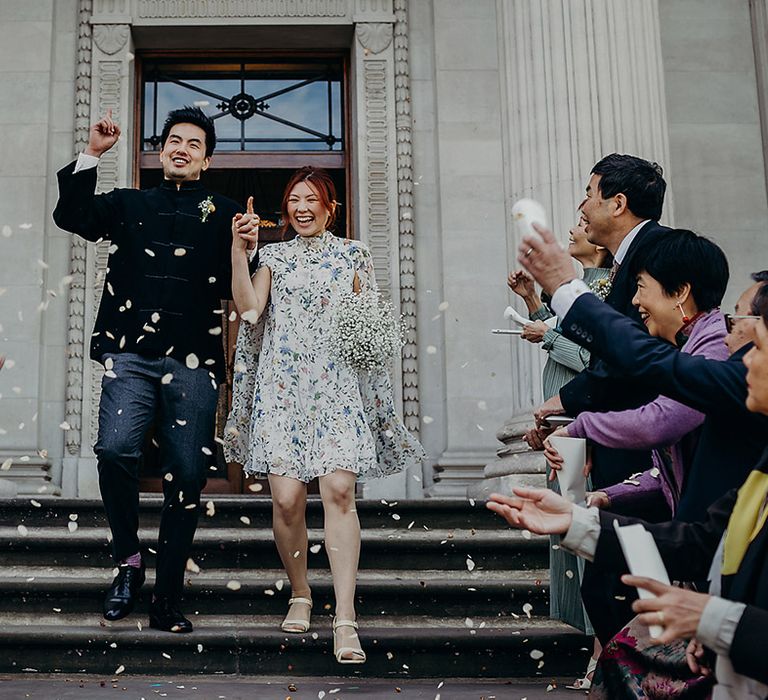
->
[508,215,612,688]
[545,231,730,519]
[534,154,670,489]
[52,107,259,632]
[225,166,424,665]
[486,292,768,698]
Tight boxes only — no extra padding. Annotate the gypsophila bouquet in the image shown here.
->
[329,289,404,371]
[589,276,612,301]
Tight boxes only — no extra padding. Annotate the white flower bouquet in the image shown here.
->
[329,289,404,371]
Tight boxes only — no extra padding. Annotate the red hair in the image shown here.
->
[280,166,338,238]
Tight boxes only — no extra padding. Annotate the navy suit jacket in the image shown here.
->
[558,221,670,489]
[561,293,768,520]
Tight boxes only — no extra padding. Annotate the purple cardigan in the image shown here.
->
[567,309,728,514]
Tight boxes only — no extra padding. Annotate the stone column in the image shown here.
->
[62,0,133,497]
[472,0,672,496]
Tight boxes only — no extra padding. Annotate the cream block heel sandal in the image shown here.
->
[280,597,313,633]
[332,618,366,664]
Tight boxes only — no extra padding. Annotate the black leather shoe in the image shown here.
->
[103,562,145,621]
[149,596,193,633]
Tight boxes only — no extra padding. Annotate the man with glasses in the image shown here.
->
[724,271,768,354]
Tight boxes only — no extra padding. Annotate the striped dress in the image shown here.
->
[530,266,610,633]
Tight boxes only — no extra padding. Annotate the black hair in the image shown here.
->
[750,271,768,316]
[591,153,666,221]
[160,106,216,158]
[630,229,729,312]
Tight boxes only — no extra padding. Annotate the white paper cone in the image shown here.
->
[548,436,587,505]
[613,521,672,640]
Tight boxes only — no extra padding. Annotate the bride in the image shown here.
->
[225,166,425,664]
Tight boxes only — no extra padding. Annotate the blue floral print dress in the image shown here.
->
[225,231,425,482]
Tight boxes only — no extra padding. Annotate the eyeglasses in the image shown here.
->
[725,314,760,333]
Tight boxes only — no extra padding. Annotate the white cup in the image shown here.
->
[548,436,587,505]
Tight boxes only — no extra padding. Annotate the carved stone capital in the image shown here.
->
[93,23,129,55]
[356,22,393,54]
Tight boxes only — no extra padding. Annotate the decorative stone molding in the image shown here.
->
[93,24,129,54]
[393,0,419,435]
[92,0,131,22]
[65,0,94,456]
[361,57,393,298]
[137,0,349,19]
[356,22,393,54]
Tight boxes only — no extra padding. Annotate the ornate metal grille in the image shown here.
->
[141,58,344,152]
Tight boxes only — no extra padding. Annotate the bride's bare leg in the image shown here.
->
[268,474,311,629]
[319,469,364,660]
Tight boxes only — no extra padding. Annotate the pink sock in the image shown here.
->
[121,552,142,568]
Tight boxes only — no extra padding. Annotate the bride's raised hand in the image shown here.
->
[232,196,259,253]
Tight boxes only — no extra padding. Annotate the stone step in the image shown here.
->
[0,613,588,678]
[0,526,548,571]
[0,568,550,617]
[0,497,504,531]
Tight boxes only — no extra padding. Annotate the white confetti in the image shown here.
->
[174,248,187,257]
[426,345,437,354]
[17,524,28,536]
[422,416,434,424]
[186,558,200,574]
[392,513,401,521]
[240,516,251,525]
[197,644,204,653]
[161,373,173,384]
[438,301,450,311]
[208,326,222,335]
[466,557,475,572]
[68,521,78,533]
[275,579,284,591]
[185,353,199,369]
[523,602,533,618]
[530,649,544,660]
[59,421,71,431]
[1,225,11,238]
[226,580,241,591]
[247,483,263,492]
[144,248,155,257]
[464,617,474,628]
[115,664,125,675]
[309,544,322,554]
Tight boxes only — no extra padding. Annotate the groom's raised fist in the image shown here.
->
[85,108,121,158]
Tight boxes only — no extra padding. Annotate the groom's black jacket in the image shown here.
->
[54,161,246,381]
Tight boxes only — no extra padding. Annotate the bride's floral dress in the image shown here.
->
[225,231,425,482]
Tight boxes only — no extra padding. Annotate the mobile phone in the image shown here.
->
[491,328,523,335]
[541,415,575,428]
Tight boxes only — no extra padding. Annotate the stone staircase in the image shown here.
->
[0,497,588,678]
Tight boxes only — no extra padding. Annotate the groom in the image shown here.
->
[53,107,258,632]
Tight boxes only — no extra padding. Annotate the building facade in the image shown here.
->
[0,0,767,500]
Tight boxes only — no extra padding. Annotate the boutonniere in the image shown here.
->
[198,195,216,223]
[589,277,612,301]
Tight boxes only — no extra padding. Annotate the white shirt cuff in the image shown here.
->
[551,279,590,320]
[696,596,746,656]
[560,504,601,561]
[73,152,100,173]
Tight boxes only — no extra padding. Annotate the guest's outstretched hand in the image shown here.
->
[518,224,576,296]
[487,487,573,535]
[623,576,712,645]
